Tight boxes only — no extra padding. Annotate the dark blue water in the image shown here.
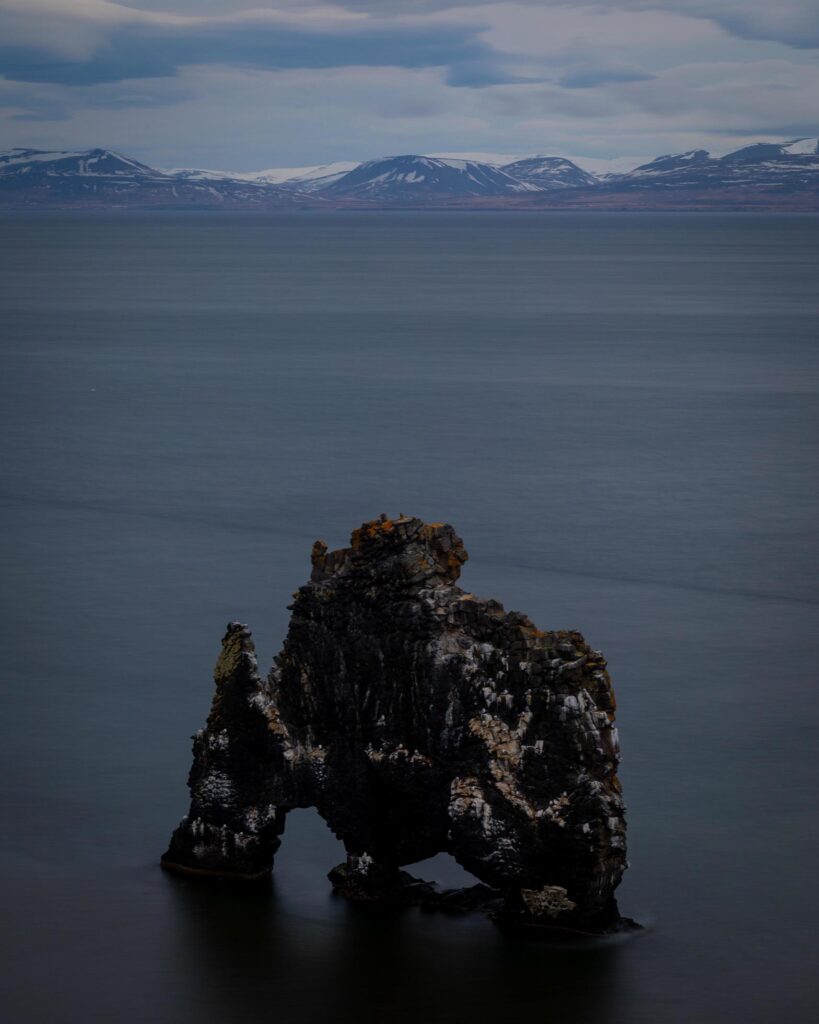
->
[1,212,817,1023]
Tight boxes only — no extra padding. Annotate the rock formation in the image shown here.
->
[162,515,630,933]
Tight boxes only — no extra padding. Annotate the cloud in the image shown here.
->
[558,66,655,89]
[0,63,492,166]
[445,60,535,88]
[0,1,815,166]
[613,58,819,130]
[0,2,524,89]
[654,1,819,50]
[335,1,819,50]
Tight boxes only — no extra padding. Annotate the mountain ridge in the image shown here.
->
[2,140,817,210]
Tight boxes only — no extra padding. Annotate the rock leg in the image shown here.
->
[161,622,295,879]
[447,775,624,932]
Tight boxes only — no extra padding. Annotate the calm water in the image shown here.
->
[1,212,817,1023]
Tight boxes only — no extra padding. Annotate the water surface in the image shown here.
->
[1,211,817,1023]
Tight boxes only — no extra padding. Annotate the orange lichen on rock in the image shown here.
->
[350,516,397,548]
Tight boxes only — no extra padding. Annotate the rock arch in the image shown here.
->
[162,516,629,932]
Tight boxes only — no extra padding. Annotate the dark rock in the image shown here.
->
[162,516,632,933]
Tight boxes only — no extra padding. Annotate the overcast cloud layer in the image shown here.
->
[0,0,816,169]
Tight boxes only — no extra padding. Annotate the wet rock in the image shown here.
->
[162,516,632,933]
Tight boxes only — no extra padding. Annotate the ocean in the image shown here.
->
[1,210,817,1023]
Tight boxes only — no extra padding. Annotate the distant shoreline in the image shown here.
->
[3,194,819,213]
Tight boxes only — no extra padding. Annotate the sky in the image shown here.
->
[0,0,817,170]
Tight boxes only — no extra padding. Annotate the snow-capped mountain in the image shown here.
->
[723,138,819,162]
[2,139,817,209]
[500,156,599,190]
[318,155,539,199]
[611,139,819,190]
[621,149,713,180]
[0,147,164,181]
[718,139,819,186]
[0,147,301,207]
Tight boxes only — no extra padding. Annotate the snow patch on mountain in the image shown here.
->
[164,161,360,186]
[318,155,541,198]
[427,151,526,167]
[564,155,650,177]
[501,155,598,189]
[780,138,818,155]
[0,148,162,178]
[1,148,85,169]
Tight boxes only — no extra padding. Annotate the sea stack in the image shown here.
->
[162,515,629,933]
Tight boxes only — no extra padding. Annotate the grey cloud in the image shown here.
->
[65,2,819,51]
[484,84,626,120]
[376,96,443,118]
[337,0,819,49]
[709,7,819,49]
[0,67,198,126]
[11,110,70,122]
[445,61,538,88]
[2,1,815,166]
[0,13,504,88]
[558,67,656,89]
[586,59,819,136]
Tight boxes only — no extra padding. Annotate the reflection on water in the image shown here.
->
[163,811,624,1024]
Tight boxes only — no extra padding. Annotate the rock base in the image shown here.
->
[328,862,503,915]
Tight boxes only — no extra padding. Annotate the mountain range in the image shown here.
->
[2,139,817,210]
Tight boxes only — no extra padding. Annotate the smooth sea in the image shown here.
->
[1,211,817,1023]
